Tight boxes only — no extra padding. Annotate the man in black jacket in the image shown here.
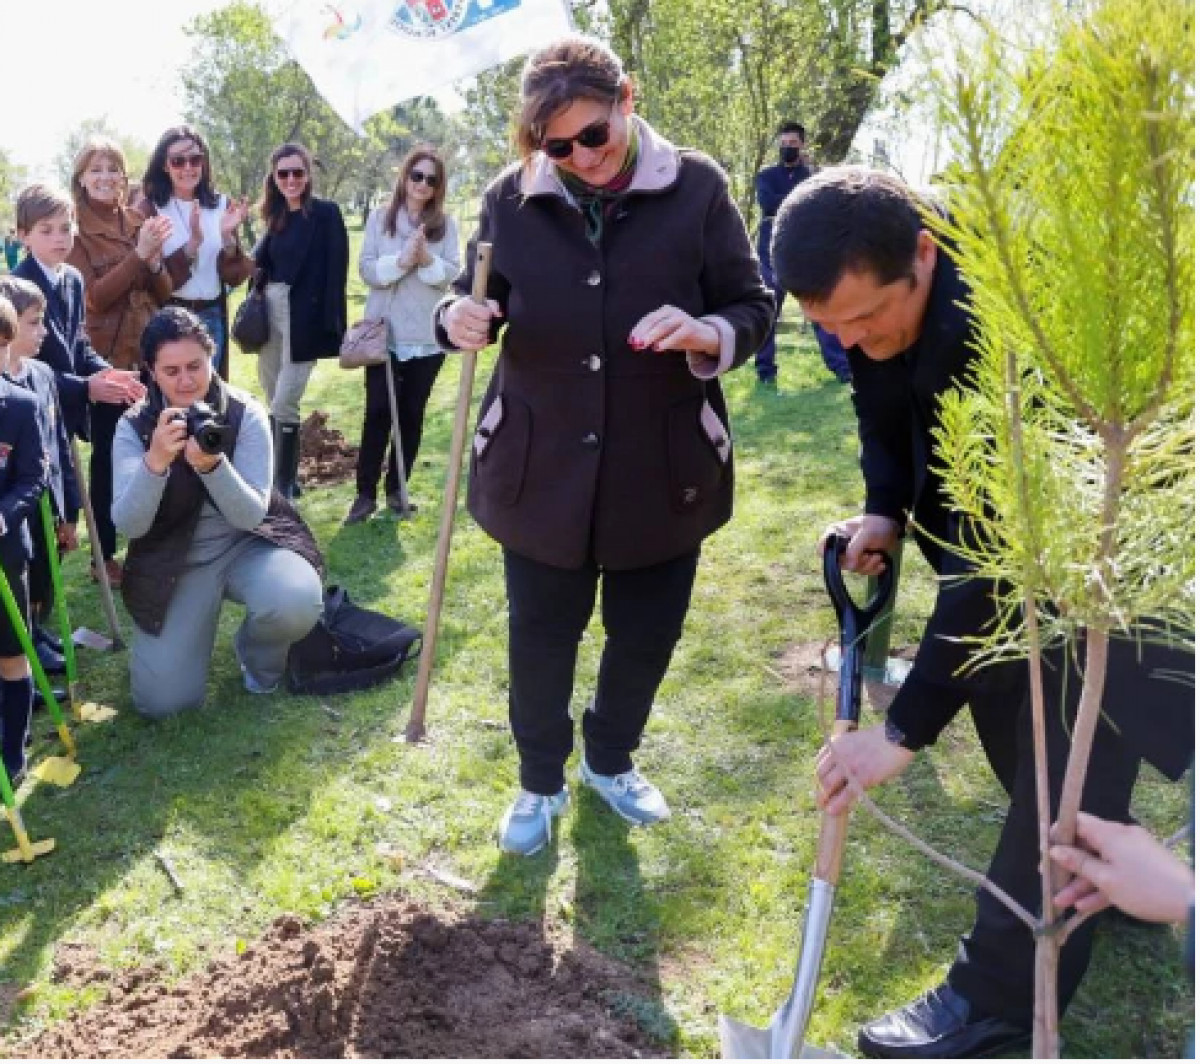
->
[770,167,1194,1057]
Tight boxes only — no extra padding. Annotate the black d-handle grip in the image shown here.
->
[822,534,895,725]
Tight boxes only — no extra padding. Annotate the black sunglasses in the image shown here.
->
[276,167,307,181]
[167,153,205,169]
[541,118,612,160]
[409,170,439,187]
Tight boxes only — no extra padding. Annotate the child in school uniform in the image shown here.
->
[0,294,50,784]
[0,277,81,672]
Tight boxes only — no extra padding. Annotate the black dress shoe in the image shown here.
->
[33,639,66,676]
[35,625,64,654]
[858,983,1030,1058]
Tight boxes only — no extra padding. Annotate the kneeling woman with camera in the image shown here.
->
[112,307,324,718]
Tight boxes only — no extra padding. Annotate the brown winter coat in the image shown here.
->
[67,197,174,369]
[443,118,774,571]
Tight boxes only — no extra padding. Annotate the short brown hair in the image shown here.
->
[16,183,73,234]
[0,276,46,317]
[71,137,128,208]
[0,295,17,345]
[515,35,626,161]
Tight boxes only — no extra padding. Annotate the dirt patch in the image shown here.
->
[299,410,358,487]
[13,896,667,1059]
[775,640,907,714]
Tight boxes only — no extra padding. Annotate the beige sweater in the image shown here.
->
[359,207,461,351]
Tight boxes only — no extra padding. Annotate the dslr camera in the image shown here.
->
[172,401,234,456]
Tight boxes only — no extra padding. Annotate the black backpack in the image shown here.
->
[285,586,422,696]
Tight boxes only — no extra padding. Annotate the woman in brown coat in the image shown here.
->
[68,137,175,587]
[440,35,773,857]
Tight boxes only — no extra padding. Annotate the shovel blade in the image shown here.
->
[32,756,81,787]
[718,1015,842,1059]
[3,836,56,863]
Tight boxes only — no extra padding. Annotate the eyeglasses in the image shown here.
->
[276,168,307,181]
[409,171,439,188]
[167,153,205,170]
[541,118,612,160]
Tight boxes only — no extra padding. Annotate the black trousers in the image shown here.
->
[504,547,700,795]
[88,399,123,560]
[946,647,1148,1026]
[354,355,445,499]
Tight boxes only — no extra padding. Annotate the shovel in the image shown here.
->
[719,534,894,1059]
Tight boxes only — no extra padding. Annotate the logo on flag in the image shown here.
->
[278,0,573,131]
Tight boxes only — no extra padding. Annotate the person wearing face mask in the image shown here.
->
[754,122,850,388]
[67,137,174,590]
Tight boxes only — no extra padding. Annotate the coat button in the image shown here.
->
[585,270,602,286]
[581,432,600,448]
[583,355,602,371]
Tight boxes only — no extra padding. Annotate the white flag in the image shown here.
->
[275,0,574,132]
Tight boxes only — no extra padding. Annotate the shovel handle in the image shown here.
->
[815,718,855,885]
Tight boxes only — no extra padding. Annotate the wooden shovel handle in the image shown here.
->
[815,718,855,885]
[406,243,492,741]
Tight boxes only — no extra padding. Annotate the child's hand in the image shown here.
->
[146,408,188,475]
[56,522,78,552]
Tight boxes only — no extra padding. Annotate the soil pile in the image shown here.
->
[15,897,666,1059]
[299,411,358,486]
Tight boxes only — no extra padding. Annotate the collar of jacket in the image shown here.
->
[75,194,136,238]
[519,115,680,200]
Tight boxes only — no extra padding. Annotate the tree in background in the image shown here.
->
[929,0,1192,1053]
[180,1,452,236]
[0,147,29,234]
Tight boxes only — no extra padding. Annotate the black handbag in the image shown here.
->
[285,585,422,695]
[231,268,269,353]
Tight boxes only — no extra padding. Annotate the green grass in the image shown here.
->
[0,226,1191,1057]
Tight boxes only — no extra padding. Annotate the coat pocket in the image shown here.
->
[472,393,531,506]
[666,397,732,513]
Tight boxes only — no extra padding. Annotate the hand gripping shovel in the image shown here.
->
[719,535,894,1059]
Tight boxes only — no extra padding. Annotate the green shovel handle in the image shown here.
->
[0,557,69,731]
[39,495,77,684]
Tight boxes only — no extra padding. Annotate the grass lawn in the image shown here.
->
[0,224,1191,1057]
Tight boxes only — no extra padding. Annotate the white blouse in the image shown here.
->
[161,194,228,301]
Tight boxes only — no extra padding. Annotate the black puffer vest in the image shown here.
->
[121,380,323,635]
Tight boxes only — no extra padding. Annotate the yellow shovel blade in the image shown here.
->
[32,756,81,787]
[76,701,118,723]
[3,836,56,863]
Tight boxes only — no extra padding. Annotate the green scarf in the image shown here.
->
[556,123,640,245]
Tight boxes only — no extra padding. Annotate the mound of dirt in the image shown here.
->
[15,896,666,1059]
[299,410,358,487]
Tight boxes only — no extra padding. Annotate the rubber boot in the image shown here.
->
[273,420,303,501]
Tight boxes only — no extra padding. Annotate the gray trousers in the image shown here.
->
[257,282,315,424]
[130,538,324,719]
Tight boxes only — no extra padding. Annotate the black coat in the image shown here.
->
[851,247,1193,776]
[445,120,774,571]
[0,378,48,566]
[257,198,349,363]
[13,256,111,439]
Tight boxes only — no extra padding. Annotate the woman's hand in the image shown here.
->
[412,227,432,267]
[816,724,915,816]
[55,521,78,553]
[184,438,222,475]
[220,197,249,244]
[184,201,203,261]
[135,216,168,262]
[87,368,147,405]
[819,514,901,578]
[629,304,719,356]
[145,408,189,475]
[443,295,501,352]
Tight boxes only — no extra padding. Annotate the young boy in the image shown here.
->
[12,184,145,441]
[0,294,50,785]
[0,277,81,669]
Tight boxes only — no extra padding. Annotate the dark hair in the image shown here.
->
[777,121,806,140]
[384,145,447,242]
[515,35,626,161]
[259,142,315,233]
[0,275,45,316]
[142,125,219,210]
[772,166,924,303]
[140,306,216,367]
